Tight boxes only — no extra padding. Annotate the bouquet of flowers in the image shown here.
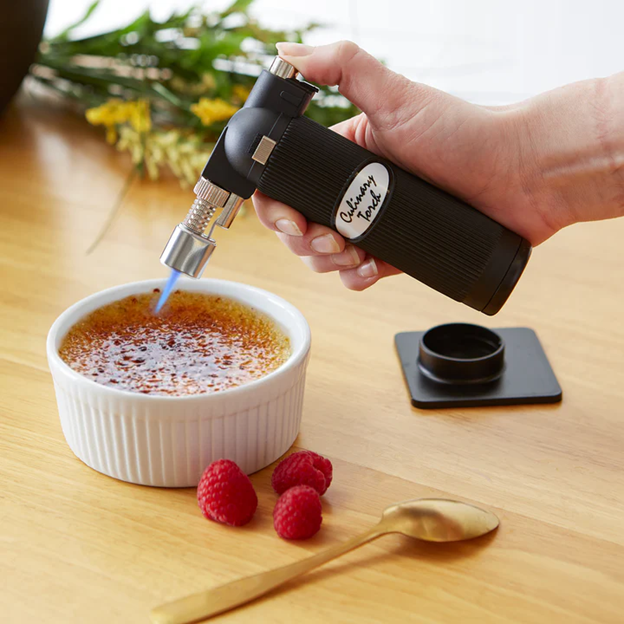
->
[30,0,356,187]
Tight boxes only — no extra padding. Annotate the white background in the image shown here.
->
[45,0,624,105]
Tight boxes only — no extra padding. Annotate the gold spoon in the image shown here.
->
[150,498,499,624]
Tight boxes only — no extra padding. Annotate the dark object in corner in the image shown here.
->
[0,0,49,114]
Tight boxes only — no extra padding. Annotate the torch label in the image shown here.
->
[334,162,390,240]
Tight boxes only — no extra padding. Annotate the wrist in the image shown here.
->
[506,75,624,239]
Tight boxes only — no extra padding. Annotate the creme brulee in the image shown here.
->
[58,290,290,396]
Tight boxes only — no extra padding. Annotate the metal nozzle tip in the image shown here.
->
[160,224,216,279]
[269,56,298,79]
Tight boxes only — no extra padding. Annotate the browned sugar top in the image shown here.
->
[58,290,291,396]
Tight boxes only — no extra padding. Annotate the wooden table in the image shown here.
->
[2,98,623,624]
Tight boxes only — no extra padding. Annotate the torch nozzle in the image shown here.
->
[160,178,244,279]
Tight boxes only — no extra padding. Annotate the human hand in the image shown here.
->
[253,41,622,290]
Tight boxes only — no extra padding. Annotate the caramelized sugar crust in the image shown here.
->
[59,290,291,396]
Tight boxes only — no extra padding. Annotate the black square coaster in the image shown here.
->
[395,327,562,409]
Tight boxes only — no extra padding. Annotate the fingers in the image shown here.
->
[275,41,427,129]
[252,191,308,236]
[254,190,347,257]
[254,192,347,257]
[303,247,401,292]
[339,257,403,291]
[275,221,344,256]
[301,245,366,273]
[254,187,400,290]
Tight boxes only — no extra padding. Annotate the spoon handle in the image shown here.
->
[150,524,386,624]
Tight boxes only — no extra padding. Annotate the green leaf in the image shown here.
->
[52,0,100,43]
[220,0,254,18]
[151,83,186,108]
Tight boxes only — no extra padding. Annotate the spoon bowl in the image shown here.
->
[380,498,500,542]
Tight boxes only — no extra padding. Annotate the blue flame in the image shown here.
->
[155,269,181,313]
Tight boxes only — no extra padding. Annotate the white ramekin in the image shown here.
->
[47,278,311,487]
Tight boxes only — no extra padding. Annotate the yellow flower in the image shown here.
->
[128,99,151,133]
[113,126,215,189]
[86,98,130,126]
[232,85,251,103]
[191,98,238,126]
[86,98,151,139]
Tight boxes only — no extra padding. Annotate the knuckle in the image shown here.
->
[334,40,363,99]
[335,40,360,63]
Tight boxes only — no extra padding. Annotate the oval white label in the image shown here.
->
[334,162,390,240]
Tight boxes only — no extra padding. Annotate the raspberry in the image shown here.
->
[271,450,333,496]
[197,459,258,527]
[273,485,322,540]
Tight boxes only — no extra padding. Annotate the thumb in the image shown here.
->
[275,41,441,127]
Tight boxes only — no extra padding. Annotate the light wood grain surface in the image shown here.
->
[1,98,623,624]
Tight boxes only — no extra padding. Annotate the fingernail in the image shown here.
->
[332,245,361,267]
[357,258,378,278]
[311,233,340,254]
[276,42,314,57]
[275,218,303,236]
